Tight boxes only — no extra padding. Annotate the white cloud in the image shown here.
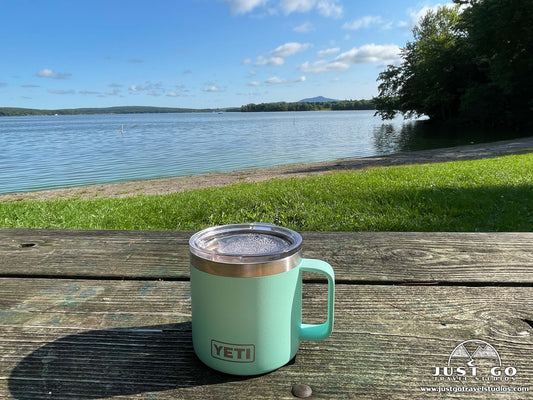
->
[242,58,252,65]
[255,55,285,66]
[79,90,100,95]
[129,84,148,91]
[129,82,164,94]
[48,89,75,94]
[265,75,306,84]
[335,44,401,65]
[396,20,409,29]
[224,0,268,14]
[203,85,223,92]
[293,22,314,33]
[280,0,342,17]
[343,16,384,30]
[247,81,261,86]
[105,88,121,96]
[299,60,348,73]
[36,69,71,79]
[408,6,436,27]
[271,42,311,57]
[224,0,342,18]
[299,43,401,73]
[266,76,287,84]
[254,42,311,66]
[167,84,188,96]
[406,2,460,29]
[280,0,316,14]
[316,0,342,18]
[37,69,54,77]
[317,47,340,58]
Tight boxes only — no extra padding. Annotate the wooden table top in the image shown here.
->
[1,229,532,399]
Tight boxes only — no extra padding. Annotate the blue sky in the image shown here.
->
[0,0,454,109]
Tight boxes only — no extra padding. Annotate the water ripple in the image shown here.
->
[0,111,430,194]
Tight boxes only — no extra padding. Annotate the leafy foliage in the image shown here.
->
[374,0,533,128]
[240,100,374,112]
[459,0,533,127]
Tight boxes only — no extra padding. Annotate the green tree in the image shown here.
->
[374,0,533,128]
[458,0,533,127]
[374,5,466,121]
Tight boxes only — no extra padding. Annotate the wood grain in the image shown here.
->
[1,229,532,283]
[0,228,532,399]
[1,279,532,399]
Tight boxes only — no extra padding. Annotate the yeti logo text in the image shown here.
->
[211,340,255,363]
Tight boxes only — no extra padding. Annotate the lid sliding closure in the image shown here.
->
[189,223,303,277]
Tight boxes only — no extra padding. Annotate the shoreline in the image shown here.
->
[1,136,532,202]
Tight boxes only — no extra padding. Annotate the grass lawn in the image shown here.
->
[1,153,532,231]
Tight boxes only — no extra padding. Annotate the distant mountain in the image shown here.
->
[299,96,340,103]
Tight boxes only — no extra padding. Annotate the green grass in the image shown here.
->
[1,153,532,231]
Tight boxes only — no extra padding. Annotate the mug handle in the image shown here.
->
[299,259,335,340]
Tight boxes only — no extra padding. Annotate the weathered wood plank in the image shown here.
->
[1,229,533,283]
[1,279,531,399]
[1,278,532,334]
[3,327,531,400]
[1,228,532,399]
[302,231,533,284]
[0,229,189,280]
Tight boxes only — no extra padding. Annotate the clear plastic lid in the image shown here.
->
[189,223,302,264]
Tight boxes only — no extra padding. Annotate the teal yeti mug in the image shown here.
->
[189,223,335,375]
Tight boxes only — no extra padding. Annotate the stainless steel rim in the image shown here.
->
[189,223,303,277]
[190,251,301,277]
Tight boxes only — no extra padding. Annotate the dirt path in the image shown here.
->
[2,136,532,202]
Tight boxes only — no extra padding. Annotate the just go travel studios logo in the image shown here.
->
[432,340,517,382]
[422,339,530,394]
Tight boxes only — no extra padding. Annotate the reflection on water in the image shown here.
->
[1,111,530,194]
[373,119,532,153]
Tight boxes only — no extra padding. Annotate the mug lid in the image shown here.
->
[189,223,302,264]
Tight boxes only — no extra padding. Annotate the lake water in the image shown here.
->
[0,111,527,194]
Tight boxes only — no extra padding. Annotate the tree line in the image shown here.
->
[0,106,233,117]
[374,0,532,128]
[240,100,374,112]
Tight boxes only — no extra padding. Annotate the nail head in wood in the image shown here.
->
[292,383,312,398]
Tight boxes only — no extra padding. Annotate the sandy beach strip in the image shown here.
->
[1,136,532,203]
